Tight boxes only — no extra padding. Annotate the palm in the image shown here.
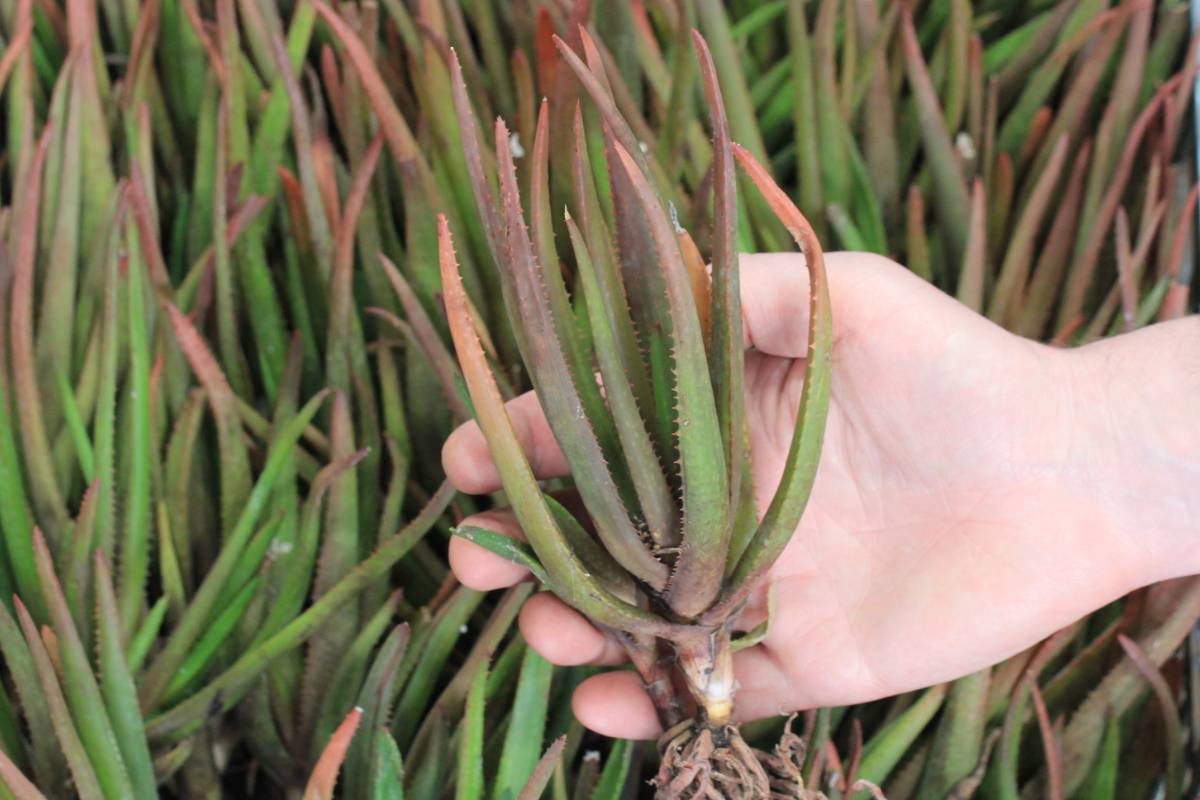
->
[735,263,1133,719]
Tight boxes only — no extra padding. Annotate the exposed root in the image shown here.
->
[653,716,829,799]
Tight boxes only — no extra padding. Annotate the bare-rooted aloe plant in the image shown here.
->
[442,30,832,798]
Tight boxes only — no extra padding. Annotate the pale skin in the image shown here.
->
[442,251,1200,740]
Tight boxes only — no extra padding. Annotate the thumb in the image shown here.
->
[739,251,925,358]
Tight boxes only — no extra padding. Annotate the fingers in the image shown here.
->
[442,389,568,494]
[572,672,664,739]
[740,251,914,358]
[449,510,532,591]
[452,511,630,661]
[518,592,627,666]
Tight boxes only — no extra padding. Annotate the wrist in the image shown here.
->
[1060,318,1200,584]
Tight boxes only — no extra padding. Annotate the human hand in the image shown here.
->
[442,251,1198,739]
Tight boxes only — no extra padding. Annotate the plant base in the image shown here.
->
[652,716,824,799]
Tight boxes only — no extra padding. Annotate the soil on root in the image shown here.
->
[652,717,827,799]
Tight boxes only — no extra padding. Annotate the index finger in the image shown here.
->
[442,389,569,494]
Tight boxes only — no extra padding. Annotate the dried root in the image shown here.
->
[653,716,828,799]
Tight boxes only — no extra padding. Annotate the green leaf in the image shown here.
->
[494,649,553,798]
[1076,710,1119,800]
[393,586,483,749]
[589,739,632,800]
[856,684,948,786]
[456,663,487,800]
[915,669,990,797]
[141,387,329,709]
[145,481,455,742]
[93,555,157,799]
[12,598,106,800]
[490,118,666,591]
[370,730,406,800]
[718,146,831,615]
[436,216,672,637]
[31,532,133,799]
[607,140,728,618]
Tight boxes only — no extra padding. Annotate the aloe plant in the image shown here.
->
[439,28,834,796]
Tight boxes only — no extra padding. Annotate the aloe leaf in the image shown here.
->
[915,669,990,797]
[164,300,251,540]
[719,145,831,614]
[693,32,745,526]
[0,749,45,800]
[589,739,632,800]
[784,0,825,233]
[141,387,329,708]
[1075,710,1118,800]
[1028,680,1063,800]
[899,8,970,265]
[568,104,663,475]
[694,0,767,165]
[311,590,404,758]
[1116,633,1182,798]
[344,622,411,800]
[957,178,987,311]
[92,554,156,799]
[144,481,455,742]
[491,118,664,590]
[527,100,635,510]
[163,576,261,704]
[494,648,553,798]
[607,140,728,618]
[406,705,448,800]
[0,602,64,789]
[117,222,152,634]
[299,390,361,745]
[454,526,548,584]
[311,0,445,253]
[1059,579,1200,795]
[264,28,332,278]
[377,254,469,420]
[856,684,948,786]
[12,598,105,800]
[553,32,666,198]
[0,251,41,620]
[36,52,80,421]
[31,531,134,799]
[1016,140,1092,339]
[456,663,487,800]
[516,736,566,800]
[564,215,675,548]
[988,135,1069,324]
[11,127,69,540]
[257,448,367,645]
[210,93,251,398]
[1059,80,1172,330]
[812,0,849,210]
[437,215,672,635]
[126,596,167,675]
[303,707,362,800]
[431,584,532,727]
[370,728,406,800]
[393,586,484,749]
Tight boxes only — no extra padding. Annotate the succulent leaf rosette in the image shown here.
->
[441,29,832,799]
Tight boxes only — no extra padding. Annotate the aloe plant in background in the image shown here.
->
[0,0,1189,797]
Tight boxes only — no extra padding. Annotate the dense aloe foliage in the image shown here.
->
[0,0,1187,798]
